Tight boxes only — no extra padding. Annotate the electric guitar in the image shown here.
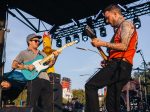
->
[85,25,108,61]
[22,41,77,80]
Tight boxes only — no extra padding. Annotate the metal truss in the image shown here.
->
[54,1,150,39]
[7,8,51,33]
[7,1,150,38]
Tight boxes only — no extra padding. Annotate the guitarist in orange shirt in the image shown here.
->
[84,4,138,112]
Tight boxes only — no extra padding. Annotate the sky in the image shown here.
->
[4,4,150,90]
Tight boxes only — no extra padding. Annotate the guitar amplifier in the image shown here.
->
[0,107,33,112]
[49,72,61,83]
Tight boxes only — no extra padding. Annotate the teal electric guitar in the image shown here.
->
[22,41,77,80]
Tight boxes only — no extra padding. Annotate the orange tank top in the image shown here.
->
[108,27,138,64]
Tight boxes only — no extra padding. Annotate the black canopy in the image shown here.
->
[7,0,139,25]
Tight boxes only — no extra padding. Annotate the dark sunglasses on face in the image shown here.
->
[30,40,40,43]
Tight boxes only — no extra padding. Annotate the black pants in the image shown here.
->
[85,59,132,112]
[27,78,52,112]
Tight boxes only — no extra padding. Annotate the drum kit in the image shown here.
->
[120,67,150,112]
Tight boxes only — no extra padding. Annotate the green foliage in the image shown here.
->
[62,98,69,104]
[72,89,85,104]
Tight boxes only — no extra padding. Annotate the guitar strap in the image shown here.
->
[38,51,45,56]
[33,51,44,61]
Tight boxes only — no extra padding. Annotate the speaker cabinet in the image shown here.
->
[49,73,62,112]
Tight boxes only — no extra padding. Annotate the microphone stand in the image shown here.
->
[138,50,149,111]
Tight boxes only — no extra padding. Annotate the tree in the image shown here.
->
[72,89,85,104]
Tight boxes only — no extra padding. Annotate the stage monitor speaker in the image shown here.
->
[0,107,33,112]
[49,73,62,112]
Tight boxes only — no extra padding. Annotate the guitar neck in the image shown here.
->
[85,25,108,61]
[39,45,68,64]
[97,47,108,61]
[40,54,54,64]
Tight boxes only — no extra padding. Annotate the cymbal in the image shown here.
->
[133,67,144,71]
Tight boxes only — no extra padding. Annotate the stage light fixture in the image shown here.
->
[73,34,80,43]
[82,35,88,42]
[133,17,141,29]
[56,38,62,47]
[82,32,88,42]
[100,26,107,37]
[66,36,71,44]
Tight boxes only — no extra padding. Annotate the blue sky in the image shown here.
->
[4,9,150,89]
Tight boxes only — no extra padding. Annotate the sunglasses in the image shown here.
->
[30,40,40,43]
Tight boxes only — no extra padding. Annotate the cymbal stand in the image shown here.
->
[138,73,143,101]
[126,82,130,112]
[136,70,144,111]
[134,68,143,102]
[137,50,149,111]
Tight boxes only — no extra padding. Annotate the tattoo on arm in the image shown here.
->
[120,21,134,50]
[105,21,134,51]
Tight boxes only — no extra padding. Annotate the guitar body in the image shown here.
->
[21,55,49,80]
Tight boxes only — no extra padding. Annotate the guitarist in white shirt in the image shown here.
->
[12,33,60,112]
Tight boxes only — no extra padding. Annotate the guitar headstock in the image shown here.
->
[85,25,96,39]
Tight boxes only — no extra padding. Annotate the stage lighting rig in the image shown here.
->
[71,18,80,27]
[86,17,94,29]
[49,24,58,34]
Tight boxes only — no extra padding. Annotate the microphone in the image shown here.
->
[136,49,141,53]
[0,28,10,32]
[76,47,87,51]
